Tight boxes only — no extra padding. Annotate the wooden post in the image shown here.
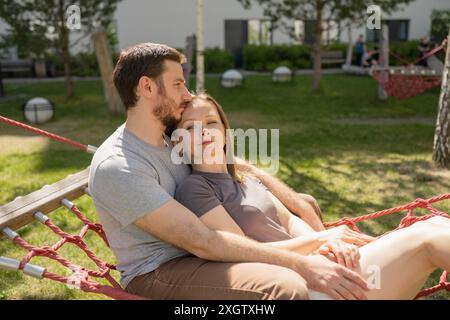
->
[34,59,47,78]
[92,27,124,115]
[378,23,389,101]
[196,0,205,93]
[432,29,450,167]
[345,24,353,66]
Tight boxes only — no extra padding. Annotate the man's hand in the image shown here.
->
[315,239,360,269]
[300,255,369,300]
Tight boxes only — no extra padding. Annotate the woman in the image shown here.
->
[170,93,450,300]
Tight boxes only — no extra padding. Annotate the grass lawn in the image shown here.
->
[0,74,449,300]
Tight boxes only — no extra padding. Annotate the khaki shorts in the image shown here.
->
[126,256,311,300]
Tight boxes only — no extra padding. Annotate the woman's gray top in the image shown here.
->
[175,170,292,243]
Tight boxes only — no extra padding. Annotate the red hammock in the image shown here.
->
[1,181,449,300]
[0,116,449,300]
[369,39,447,100]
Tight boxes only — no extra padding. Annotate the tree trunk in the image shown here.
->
[378,24,389,101]
[58,0,73,98]
[196,0,205,93]
[61,44,73,98]
[345,24,352,66]
[92,28,124,115]
[0,62,4,97]
[432,29,450,167]
[312,0,323,92]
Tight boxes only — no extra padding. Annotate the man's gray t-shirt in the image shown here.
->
[88,124,191,288]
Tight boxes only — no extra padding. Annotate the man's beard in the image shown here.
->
[153,94,183,134]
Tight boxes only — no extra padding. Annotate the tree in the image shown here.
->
[236,0,413,91]
[196,0,205,93]
[431,9,450,43]
[0,0,120,98]
[432,29,450,168]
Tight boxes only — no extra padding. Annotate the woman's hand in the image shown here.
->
[315,240,360,269]
[320,225,376,247]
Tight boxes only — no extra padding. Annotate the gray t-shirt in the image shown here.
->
[175,171,292,243]
[88,124,191,288]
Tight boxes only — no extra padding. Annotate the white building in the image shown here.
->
[0,0,449,64]
[112,0,449,66]
[112,0,448,47]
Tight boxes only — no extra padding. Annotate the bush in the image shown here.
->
[45,52,100,77]
[71,52,100,77]
[204,47,234,73]
[243,44,311,71]
[365,40,445,66]
[189,47,234,73]
[242,40,440,71]
[386,41,422,66]
[44,51,118,77]
[243,43,350,71]
[323,42,347,57]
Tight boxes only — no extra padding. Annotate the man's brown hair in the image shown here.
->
[113,43,186,109]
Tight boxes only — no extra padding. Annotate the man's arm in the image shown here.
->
[134,199,369,300]
[235,158,325,231]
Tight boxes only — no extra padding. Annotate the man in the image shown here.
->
[417,37,432,68]
[355,35,365,67]
[88,43,369,300]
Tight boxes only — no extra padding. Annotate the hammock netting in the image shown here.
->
[0,182,449,300]
[370,68,442,100]
[369,39,447,100]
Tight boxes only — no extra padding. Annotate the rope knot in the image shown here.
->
[66,235,83,244]
[414,198,429,208]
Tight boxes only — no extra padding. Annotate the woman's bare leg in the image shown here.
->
[354,217,450,299]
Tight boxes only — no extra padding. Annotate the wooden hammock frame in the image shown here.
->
[0,168,89,234]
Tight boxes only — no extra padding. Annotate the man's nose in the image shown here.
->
[183,87,193,102]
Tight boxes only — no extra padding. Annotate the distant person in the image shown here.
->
[362,45,379,67]
[418,37,433,67]
[355,35,365,66]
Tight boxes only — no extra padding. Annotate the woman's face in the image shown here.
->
[175,98,226,164]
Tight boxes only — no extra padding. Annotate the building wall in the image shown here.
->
[342,0,450,43]
[0,0,449,57]
[114,0,291,51]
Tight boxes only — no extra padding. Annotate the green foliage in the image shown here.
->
[45,51,105,77]
[186,47,234,73]
[243,40,441,71]
[0,0,121,58]
[324,42,347,56]
[431,9,450,43]
[204,48,234,73]
[0,0,121,97]
[244,44,311,71]
[236,0,414,40]
[388,40,422,66]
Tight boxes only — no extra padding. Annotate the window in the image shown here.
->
[248,19,272,45]
[294,20,304,44]
[366,19,409,42]
[302,20,340,45]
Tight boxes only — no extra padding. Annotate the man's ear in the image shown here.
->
[136,76,154,100]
